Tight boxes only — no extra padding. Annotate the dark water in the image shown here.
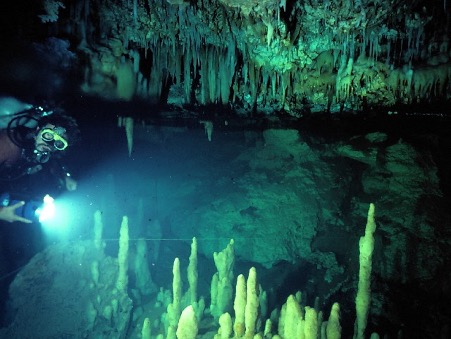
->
[1,98,451,338]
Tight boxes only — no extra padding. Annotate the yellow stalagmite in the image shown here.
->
[133,239,154,296]
[263,319,272,337]
[142,317,152,339]
[326,303,342,339]
[187,237,198,304]
[176,305,198,339]
[211,239,235,319]
[167,257,182,338]
[215,312,233,339]
[233,274,246,337]
[116,216,129,291]
[244,267,259,338]
[279,294,303,338]
[213,239,234,281]
[145,204,383,338]
[304,306,318,339]
[354,203,377,339]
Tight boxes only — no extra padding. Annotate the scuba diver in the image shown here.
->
[0,97,80,223]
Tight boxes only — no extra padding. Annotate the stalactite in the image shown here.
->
[136,72,144,97]
[133,0,138,26]
[184,53,191,103]
[282,71,291,104]
[242,62,248,87]
[261,69,269,99]
[371,33,380,64]
[200,120,213,141]
[280,0,287,12]
[280,73,286,105]
[124,117,134,157]
[349,33,356,61]
[271,72,277,99]
[208,47,218,103]
[199,50,208,105]
[386,40,391,65]
[265,20,274,47]
[219,40,237,105]
[249,61,257,106]
[361,29,367,57]
[231,81,237,103]
[336,57,354,101]
[219,53,229,104]
[72,0,449,113]
[147,40,166,101]
[131,49,140,73]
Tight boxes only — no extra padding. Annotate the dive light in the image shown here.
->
[1,193,55,223]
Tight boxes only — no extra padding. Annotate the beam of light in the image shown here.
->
[37,194,55,223]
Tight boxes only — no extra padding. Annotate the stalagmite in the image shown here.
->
[354,203,377,339]
[116,216,129,291]
[187,237,198,304]
[326,303,341,339]
[176,305,198,339]
[244,267,259,337]
[167,258,182,338]
[142,317,152,339]
[233,274,246,337]
[211,239,235,319]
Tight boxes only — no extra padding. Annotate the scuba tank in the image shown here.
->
[0,96,55,182]
[0,96,34,129]
[1,96,54,163]
[1,96,54,130]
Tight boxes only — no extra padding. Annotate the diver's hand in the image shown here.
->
[0,202,33,223]
[65,176,77,191]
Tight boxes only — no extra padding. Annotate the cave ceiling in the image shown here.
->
[1,0,450,119]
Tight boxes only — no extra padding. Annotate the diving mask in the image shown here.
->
[39,127,69,151]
